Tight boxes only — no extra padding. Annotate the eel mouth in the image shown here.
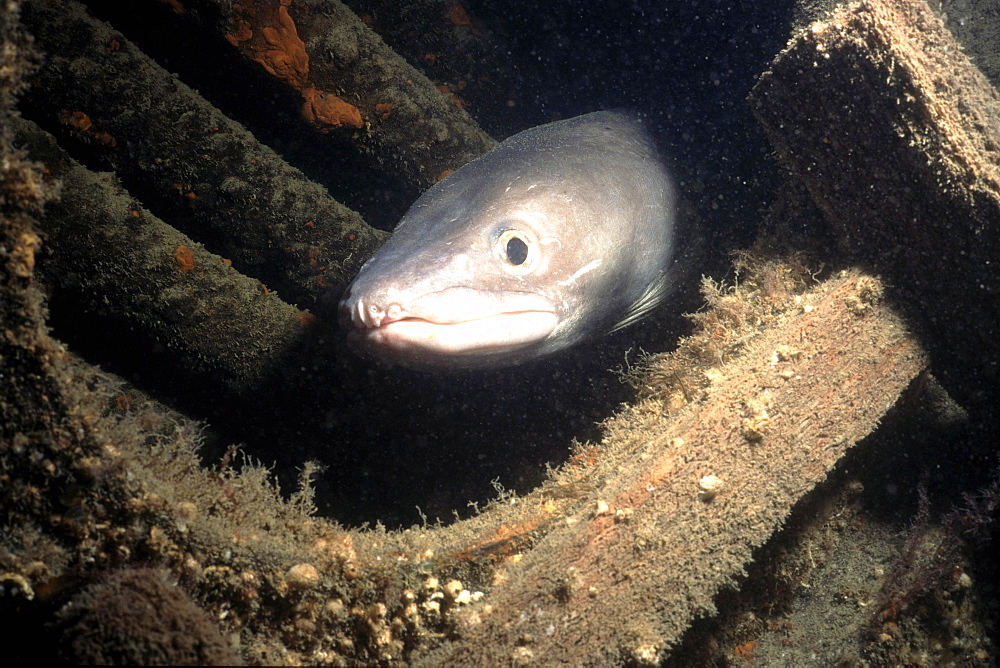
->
[340,288,559,360]
[355,311,560,356]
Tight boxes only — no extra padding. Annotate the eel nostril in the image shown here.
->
[367,303,382,327]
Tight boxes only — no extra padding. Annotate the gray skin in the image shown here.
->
[338,111,676,369]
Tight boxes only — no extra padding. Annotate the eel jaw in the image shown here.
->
[340,288,559,360]
[357,311,560,356]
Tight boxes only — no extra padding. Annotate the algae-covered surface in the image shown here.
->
[3,0,999,664]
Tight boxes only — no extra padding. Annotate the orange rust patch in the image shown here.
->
[61,109,93,131]
[734,640,759,659]
[435,169,455,182]
[436,84,466,111]
[305,246,322,266]
[447,1,472,27]
[173,245,196,271]
[114,395,135,412]
[60,110,117,146]
[301,87,363,130]
[228,0,363,130]
[225,19,253,47]
[172,183,198,200]
[375,102,394,120]
[257,7,310,88]
[452,515,550,563]
[424,53,437,66]
[567,447,602,469]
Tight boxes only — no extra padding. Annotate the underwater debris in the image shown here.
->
[427,266,925,665]
[218,0,495,187]
[750,0,1000,413]
[5,0,1000,663]
[2,166,929,664]
[20,0,388,311]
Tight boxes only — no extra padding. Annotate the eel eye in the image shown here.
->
[506,236,528,265]
[494,229,537,274]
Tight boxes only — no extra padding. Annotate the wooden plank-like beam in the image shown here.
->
[433,270,927,664]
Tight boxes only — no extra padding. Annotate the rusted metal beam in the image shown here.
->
[20,0,389,310]
[429,270,926,664]
[749,0,1000,411]
[16,118,312,394]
